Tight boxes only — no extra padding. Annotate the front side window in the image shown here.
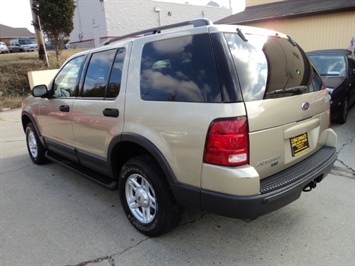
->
[225,33,320,101]
[53,55,85,97]
[140,34,221,102]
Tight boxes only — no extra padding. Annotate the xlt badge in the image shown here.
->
[256,155,281,167]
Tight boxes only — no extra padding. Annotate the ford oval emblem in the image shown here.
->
[302,102,310,111]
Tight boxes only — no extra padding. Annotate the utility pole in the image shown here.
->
[29,0,47,64]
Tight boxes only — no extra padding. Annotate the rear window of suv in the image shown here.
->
[140,34,221,103]
[224,33,323,102]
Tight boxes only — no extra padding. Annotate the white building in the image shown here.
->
[69,0,233,48]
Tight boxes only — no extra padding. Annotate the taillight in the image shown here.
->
[204,117,249,166]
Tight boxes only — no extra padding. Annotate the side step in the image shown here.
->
[46,151,118,190]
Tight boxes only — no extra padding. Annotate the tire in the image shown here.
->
[25,123,48,165]
[336,97,348,124]
[119,155,183,237]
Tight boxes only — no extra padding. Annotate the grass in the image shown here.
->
[0,49,85,111]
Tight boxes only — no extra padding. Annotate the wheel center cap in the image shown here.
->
[136,188,149,207]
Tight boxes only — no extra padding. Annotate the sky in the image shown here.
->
[0,0,34,32]
[0,0,245,33]
[156,0,245,12]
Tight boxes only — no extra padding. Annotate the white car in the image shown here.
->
[0,42,9,54]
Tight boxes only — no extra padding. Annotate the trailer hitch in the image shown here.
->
[303,180,317,192]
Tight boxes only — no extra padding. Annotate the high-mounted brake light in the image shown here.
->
[204,117,249,166]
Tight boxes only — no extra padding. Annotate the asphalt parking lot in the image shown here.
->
[1,107,354,266]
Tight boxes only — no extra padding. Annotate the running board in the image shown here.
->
[46,151,118,190]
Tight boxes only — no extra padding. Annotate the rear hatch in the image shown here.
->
[224,28,330,179]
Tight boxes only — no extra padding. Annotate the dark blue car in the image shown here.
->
[308,49,355,124]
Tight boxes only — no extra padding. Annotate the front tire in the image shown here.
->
[336,97,348,124]
[119,155,183,237]
[25,123,48,165]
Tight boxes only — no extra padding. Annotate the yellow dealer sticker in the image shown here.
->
[290,133,310,156]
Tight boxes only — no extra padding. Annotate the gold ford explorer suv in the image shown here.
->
[21,19,337,237]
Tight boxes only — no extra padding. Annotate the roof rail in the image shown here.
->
[102,18,213,46]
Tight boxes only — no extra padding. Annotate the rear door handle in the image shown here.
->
[59,105,70,112]
[103,108,119,117]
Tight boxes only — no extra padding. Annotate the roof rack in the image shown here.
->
[102,18,213,46]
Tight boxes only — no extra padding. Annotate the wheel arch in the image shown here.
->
[108,132,178,186]
[21,111,36,132]
[21,111,47,148]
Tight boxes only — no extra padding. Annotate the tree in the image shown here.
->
[32,0,76,60]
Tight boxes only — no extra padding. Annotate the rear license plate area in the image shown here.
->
[290,133,310,156]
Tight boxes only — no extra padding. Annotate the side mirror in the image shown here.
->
[352,69,355,75]
[32,84,49,98]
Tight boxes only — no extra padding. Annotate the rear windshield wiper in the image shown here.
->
[287,35,297,46]
[266,86,308,95]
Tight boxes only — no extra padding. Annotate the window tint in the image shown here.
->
[81,48,126,98]
[225,33,320,101]
[107,48,126,98]
[224,33,267,102]
[82,49,116,98]
[140,34,221,102]
[53,55,85,98]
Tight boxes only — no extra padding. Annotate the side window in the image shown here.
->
[107,48,126,98]
[140,34,221,102]
[82,49,116,98]
[53,55,85,98]
[309,70,323,92]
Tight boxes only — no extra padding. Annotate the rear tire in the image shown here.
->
[119,155,183,237]
[25,123,48,165]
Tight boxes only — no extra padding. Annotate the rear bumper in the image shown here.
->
[172,146,337,219]
[200,146,337,219]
